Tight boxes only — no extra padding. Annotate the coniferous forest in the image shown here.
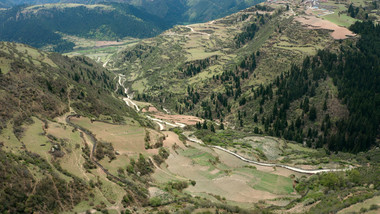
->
[160,20,379,153]
[251,21,379,153]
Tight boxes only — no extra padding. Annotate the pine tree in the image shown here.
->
[219,123,224,130]
[309,106,317,121]
[210,124,215,132]
[202,121,208,129]
[253,114,258,123]
[196,122,201,129]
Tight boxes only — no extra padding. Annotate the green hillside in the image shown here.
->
[0,41,269,214]
[0,41,144,140]
[0,41,154,213]
[0,0,379,213]
[110,2,379,153]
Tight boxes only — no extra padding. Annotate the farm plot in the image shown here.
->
[70,117,147,154]
[153,140,296,204]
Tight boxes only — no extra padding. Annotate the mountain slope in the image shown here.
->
[0,42,157,213]
[0,41,266,214]
[0,0,265,52]
[1,0,265,23]
[126,0,265,23]
[0,41,141,138]
[0,1,379,213]
[110,2,379,153]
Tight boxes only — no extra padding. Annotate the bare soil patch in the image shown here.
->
[162,131,186,149]
[144,104,203,125]
[148,187,166,197]
[147,106,158,112]
[295,16,355,39]
[153,112,203,125]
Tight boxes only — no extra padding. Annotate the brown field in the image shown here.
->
[153,112,203,125]
[143,106,158,112]
[162,131,186,149]
[295,16,356,39]
[144,105,203,125]
[70,117,146,155]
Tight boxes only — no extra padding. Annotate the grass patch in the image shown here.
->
[319,1,358,27]
[237,167,294,195]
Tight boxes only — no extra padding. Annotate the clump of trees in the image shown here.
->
[152,148,170,165]
[166,181,189,192]
[347,4,371,20]
[95,142,116,161]
[127,154,154,176]
[180,55,218,77]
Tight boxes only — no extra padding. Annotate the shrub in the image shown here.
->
[370,204,379,210]
[169,181,189,191]
[149,197,162,207]
[303,198,315,206]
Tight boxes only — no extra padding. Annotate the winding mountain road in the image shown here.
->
[118,74,140,111]
[116,75,353,175]
[185,25,211,37]
[211,146,352,174]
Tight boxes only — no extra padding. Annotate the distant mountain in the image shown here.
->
[104,0,266,23]
[0,0,265,52]
[0,0,59,8]
[1,0,265,23]
[0,3,168,52]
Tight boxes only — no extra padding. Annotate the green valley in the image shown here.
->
[0,0,379,213]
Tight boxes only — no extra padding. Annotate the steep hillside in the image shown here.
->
[0,41,142,139]
[0,41,274,214]
[0,42,157,213]
[110,1,379,153]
